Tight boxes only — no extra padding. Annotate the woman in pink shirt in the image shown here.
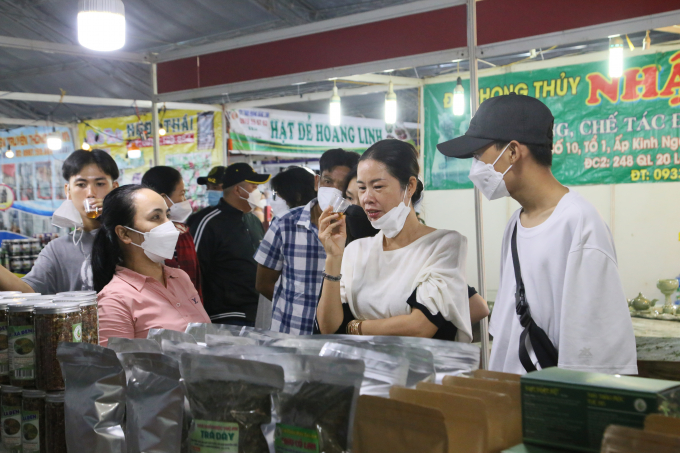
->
[92,184,210,346]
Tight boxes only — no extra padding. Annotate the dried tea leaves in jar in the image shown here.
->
[181,354,284,453]
[45,392,66,453]
[35,304,82,391]
[8,301,52,388]
[22,389,46,453]
[2,386,23,452]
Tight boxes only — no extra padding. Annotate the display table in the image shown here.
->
[633,317,680,380]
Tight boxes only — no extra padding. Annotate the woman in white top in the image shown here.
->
[315,139,472,342]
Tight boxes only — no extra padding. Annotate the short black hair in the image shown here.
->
[319,148,360,174]
[360,139,423,206]
[142,166,182,196]
[494,141,553,167]
[62,149,119,181]
[271,166,317,208]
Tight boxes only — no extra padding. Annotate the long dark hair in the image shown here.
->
[92,184,145,292]
[141,166,182,196]
[359,139,424,205]
[342,166,357,198]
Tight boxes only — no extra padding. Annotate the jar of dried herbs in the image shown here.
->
[2,385,23,453]
[8,302,51,388]
[35,304,82,391]
[54,297,98,345]
[22,389,45,453]
[45,392,66,453]
[0,300,25,385]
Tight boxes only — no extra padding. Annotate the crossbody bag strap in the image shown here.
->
[511,222,559,372]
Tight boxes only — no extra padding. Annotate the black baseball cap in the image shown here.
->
[437,93,554,159]
[222,163,271,188]
[197,166,226,185]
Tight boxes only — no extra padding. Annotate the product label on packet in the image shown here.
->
[72,323,82,342]
[1,406,21,446]
[0,323,9,376]
[274,424,320,453]
[21,410,40,452]
[8,325,35,380]
[190,420,239,453]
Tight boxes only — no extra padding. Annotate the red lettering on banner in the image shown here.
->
[659,52,680,107]
[621,66,659,102]
[586,73,619,106]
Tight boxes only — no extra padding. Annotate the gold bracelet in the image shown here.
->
[346,319,363,335]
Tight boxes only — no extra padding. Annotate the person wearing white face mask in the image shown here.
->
[0,149,119,294]
[437,93,636,375]
[255,151,358,334]
[189,163,270,327]
[92,185,210,346]
[315,140,472,342]
[142,166,202,301]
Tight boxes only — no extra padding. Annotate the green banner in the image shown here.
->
[425,49,680,190]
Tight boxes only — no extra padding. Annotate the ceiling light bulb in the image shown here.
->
[47,129,62,151]
[81,141,91,151]
[78,0,126,51]
[329,85,341,126]
[127,142,141,159]
[608,36,624,78]
[385,81,397,125]
[5,147,13,159]
[453,77,465,116]
[158,127,167,136]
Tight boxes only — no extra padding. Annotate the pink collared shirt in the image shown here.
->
[98,265,211,346]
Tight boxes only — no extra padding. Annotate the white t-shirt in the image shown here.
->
[489,190,637,375]
[340,229,472,342]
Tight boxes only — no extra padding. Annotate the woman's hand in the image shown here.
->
[318,206,346,257]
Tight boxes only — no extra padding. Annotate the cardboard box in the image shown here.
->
[521,368,680,452]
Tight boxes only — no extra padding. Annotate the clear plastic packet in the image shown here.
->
[239,329,297,343]
[204,345,298,358]
[147,328,197,345]
[160,340,205,363]
[56,342,126,453]
[319,342,409,397]
[185,323,242,342]
[107,337,162,353]
[267,335,366,356]
[120,352,184,453]
[371,336,480,383]
[252,354,365,453]
[205,334,261,347]
[180,354,284,453]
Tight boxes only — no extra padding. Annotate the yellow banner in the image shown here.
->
[77,109,223,206]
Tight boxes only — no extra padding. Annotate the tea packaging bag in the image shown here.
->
[319,342,408,397]
[390,387,488,453]
[107,337,162,353]
[352,395,448,453]
[56,342,126,453]
[184,323,244,342]
[417,381,512,452]
[147,328,197,345]
[601,425,680,453]
[644,414,680,437]
[443,375,522,446]
[160,340,205,363]
[180,354,284,453]
[204,334,261,347]
[121,352,184,453]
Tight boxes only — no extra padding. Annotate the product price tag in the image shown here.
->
[8,325,35,380]
[190,419,239,453]
[1,406,21,446]
[275,424,320,453]
[22,410,40,452]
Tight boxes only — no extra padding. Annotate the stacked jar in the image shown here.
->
[0,299,29,385]
[22,389,45,453]
[34,303,82,391]
[45,392,66,453]
[7,300,53,388]
[54,294,98,345]
[1,385,22,453]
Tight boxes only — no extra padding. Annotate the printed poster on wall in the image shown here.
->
[424,48,680,190]
[229,108,419,154]
[0,126,75,239]
[78,110,223,209]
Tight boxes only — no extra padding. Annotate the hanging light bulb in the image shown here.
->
[608,35,624,78]
[453,77,465,116]
[47,128,62,151]
[329,83,341,126]
[81,141,91,151]
[127,142,141,159]
[642,30,651,50]
[158,124,167,136]
[5,145,13,159]
[78,0,126,51]
[384,81,398,125]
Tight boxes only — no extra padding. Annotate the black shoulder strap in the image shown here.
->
[512,222,559,372]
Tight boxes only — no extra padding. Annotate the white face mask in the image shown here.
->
[165,196,192,223]
[468,143,513,201]
[126,221,180,264]
[270,195,290,218]
[317,187,342,211]
[52,199,84,230]
[237,186,263,212]
[370,189,412,239]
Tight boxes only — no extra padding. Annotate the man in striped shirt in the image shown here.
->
[188,163,270,326]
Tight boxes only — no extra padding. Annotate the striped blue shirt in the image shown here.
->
[254,199,326,335]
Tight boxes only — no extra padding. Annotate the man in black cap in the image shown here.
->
[189,162,271,326]
[437,93,636,376]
